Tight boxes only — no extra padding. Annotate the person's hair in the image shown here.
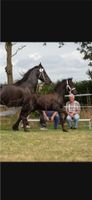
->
[69,93,75,98]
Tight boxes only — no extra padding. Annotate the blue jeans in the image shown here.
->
[40,111,60,129]
[46,111,60,129]
[66,114,80,128]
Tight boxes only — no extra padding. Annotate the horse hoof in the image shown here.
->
[12,126,19,131]
[24,129,30,132]
[13,129,19,131]
[63,129,68,132]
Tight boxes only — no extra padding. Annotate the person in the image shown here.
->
[66,94,81,129]
[40,111,60,130]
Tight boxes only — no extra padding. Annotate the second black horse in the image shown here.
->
[13,78,77,132]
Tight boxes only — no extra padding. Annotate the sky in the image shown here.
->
[0,42,91,84]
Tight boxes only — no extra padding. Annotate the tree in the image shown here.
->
[5,42,13,84]
[5,42,26,84]
[86,69,92,79]
[77,42,92,79]
[5,42,64,84]
[5,41,91,84]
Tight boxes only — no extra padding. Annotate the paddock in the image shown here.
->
[0,93,92,162]
[0,128,92,162]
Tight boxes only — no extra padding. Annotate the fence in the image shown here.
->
[0,94,92,129]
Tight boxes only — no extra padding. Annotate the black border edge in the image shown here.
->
[1,1,92,41]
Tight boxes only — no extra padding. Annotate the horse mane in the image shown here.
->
[14,65,40,86]
[54,80,65,91]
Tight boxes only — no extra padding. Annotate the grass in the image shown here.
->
[0,125,92,162]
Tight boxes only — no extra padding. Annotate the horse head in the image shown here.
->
[54,78,77,95]
[15,63,52,88]
[65,78,77,95]
[37,63,52,84]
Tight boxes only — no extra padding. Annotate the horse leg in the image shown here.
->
[13,95,43,131]
[12,116,21,131]
[39,110,47,128]
[21,101,35,132]
[63,110,68,124]
[59,111,68,132]
[12,105,30,131]
[21,114,30,132]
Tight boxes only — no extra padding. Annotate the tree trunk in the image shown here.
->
[5,42,13,84]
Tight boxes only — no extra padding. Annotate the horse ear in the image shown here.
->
[69,77,72,81]
[39,62,42,67]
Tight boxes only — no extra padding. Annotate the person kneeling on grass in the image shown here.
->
[66,94,81,129]
[40,111,60,130]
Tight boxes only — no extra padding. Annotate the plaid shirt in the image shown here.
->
[66,100,81,113]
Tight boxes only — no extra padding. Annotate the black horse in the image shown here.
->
[12,78,77,132]
[0,63,52,107]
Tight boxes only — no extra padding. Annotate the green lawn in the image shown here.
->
[0,127,92,162]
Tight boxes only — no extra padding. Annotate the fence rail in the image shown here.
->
[0,93,92,116]
[65,94,92,97]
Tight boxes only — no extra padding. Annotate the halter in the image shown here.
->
[38,68,45,81]
[66,80,75,94]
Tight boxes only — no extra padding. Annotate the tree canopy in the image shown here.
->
[77,42,92,79]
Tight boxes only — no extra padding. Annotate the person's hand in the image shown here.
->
[46,116,49,121]
[51,116,54,122]
[69,112,74,117]
[72,111,77,116]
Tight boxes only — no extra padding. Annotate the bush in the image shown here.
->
[75,80,92,105]
[38,80,92,106]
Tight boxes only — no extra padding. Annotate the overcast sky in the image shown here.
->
[0,42,91,84]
